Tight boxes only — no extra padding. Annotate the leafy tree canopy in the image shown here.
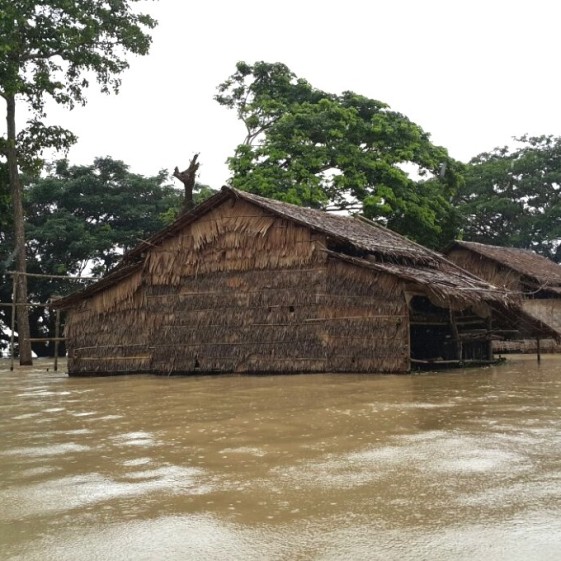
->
[0,156,216,354]
[0,157,196,356]
[455,135,561,260]
[216,61,462,248]
[0,0,156,168]
[25,157,183,275]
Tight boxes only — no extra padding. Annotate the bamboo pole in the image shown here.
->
[78,356,150,361]
[4,271,96,372]
[7,271,97,280]
[27,338,66,342]
[0,302,59,308]
[54,310,61,372]
[9,273,17,371]
[449,309,463,361]
[487,316,493,360]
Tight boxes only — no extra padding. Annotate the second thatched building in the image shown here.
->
[446,240,561,352]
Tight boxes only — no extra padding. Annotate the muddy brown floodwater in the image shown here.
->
[1,356,561,560]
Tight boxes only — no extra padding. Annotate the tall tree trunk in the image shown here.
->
[6,94,32,365]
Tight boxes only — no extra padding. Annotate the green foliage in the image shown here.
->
[0,157,181,355]
[455,135,561,260]
[0,1,156,102]
[0,154,215,354]
[159,183,217,225]
[216,61,462,248]
[0,0,157,166]
[26,157,182,275]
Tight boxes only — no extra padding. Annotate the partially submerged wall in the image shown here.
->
[325,259,409,372]
[65,269,149,374]
[143,199,328,373]
[148,267,328,374]
[64,198,414,375]
[493,339,561,354]
[493,299,561,353]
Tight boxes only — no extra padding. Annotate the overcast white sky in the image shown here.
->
[26,0,561,188]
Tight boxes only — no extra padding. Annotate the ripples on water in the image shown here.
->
[1,356,561,560]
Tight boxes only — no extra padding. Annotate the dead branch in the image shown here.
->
[173,153,200,212]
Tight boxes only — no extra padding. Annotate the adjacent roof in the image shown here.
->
[52,188,518,309]
[447,240,561,288]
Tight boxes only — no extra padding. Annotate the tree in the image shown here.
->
[0,0,156,363]
[15,157,185,356]
[216,61,462,248]
[173,154,200,213]
[0,156,217,356]
[455,135,561,260]
[27,158,183,274]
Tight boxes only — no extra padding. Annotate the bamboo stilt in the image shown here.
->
[54,309,61,371]
[449,309,463,361]
[9,273,17,371]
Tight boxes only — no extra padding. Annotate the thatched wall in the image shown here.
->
[65,199,329,375]
[144,200,320,283]
[140,203,412,374]
[325,259,409,372]
[446,247,523,291]
[145,199,328,373]
[64,197,415,375]
[65,270,150,374]
[148,267,329,373]
[447,245,561,351]
[145,259,410,374]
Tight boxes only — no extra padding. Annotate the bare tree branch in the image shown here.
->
[173,154,200,212]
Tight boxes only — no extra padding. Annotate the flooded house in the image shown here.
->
[445,240,561,352]
[54,188,555,375]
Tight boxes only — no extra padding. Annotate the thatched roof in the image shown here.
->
[229,190,443,266]
[51,188,530,311]
[115,186,440,267]
[447,240,561,289]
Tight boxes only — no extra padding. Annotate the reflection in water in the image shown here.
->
[1,356,561,560]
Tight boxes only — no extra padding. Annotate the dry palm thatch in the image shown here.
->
[54,188,558,376]
[446,240,561,293]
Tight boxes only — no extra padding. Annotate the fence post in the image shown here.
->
[54,309,61,371]
[9,273,17,371]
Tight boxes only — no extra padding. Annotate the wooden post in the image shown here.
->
[536,338,541,364]
[54,309,61,372]
[487,316,493,361]
[9,273,17,371]
[3,273,92,372]
[449,309,462,361]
